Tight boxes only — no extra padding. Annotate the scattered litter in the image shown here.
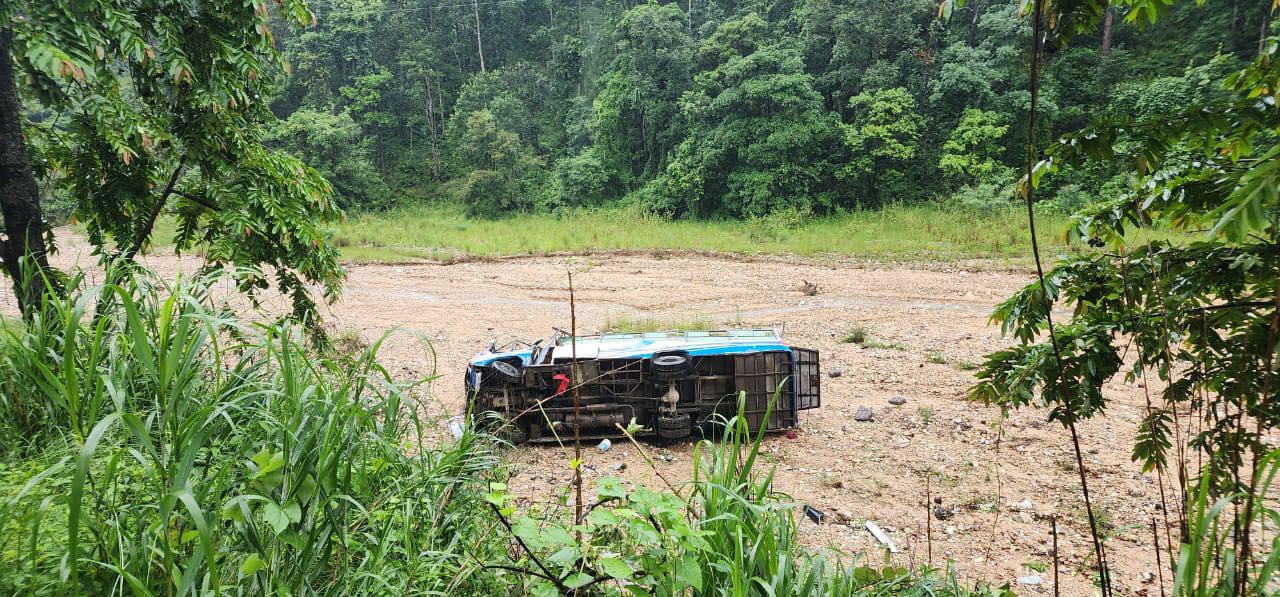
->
[804,505,825,524]
[1017,575,1044,586]
[865,521,899,553]
[597,439,612,452]
[447,417,465,439]
[785,429,799,439]
[934,496,955,520]
[610,462,627,472]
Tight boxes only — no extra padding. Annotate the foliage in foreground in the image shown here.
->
[0,271,504,594]
[968,1,1280,593]
[2,0,346,322]
[0,273,1003,595]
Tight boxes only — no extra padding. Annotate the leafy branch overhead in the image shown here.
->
[4,0,344,322]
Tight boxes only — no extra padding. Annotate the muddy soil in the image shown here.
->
[3,235,1174,595]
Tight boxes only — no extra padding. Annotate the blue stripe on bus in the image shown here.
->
[469,343,794,367]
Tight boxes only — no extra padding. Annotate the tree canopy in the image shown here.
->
[246,0,1270,219]
[2,0,344,323]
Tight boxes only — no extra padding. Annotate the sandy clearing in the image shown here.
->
[2,235,1171,595]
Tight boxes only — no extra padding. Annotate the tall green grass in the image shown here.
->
[0,271,505,594]
[331,203,1076,264]
[1171,451,1280,596]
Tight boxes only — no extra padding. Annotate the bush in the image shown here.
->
[946,178,1016,213]
[461,169,527,218]
[745,205,813,243]
[1040,183,1093,215]
[544,148,611,210]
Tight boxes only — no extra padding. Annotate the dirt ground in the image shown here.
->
[3,235,1176,595]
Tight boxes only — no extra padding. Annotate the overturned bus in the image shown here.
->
[464,329,820,443]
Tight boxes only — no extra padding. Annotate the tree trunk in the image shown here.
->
[0,27,55,314]
[472,0,486,72]
[1101,5,1114,57]
[1261,0,1275,57]
[424,74,441,179]
[968,0,982,46]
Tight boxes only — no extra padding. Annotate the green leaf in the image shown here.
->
[541,524,574,548]
[564,571,594,589]
[677,558,702,591]
[547,546,580,566]
[600,556,632,580]
[241,553,266,576]
[530,581,559,597]
[251,449,285,476]
[596,476,628,499]
[221,497,247,523]
[262,501,290,535]
[282,500,301,524]
[512,517,547,549]
[585,507,619,526]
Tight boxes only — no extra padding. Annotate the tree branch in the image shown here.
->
[125,155,186,260]
[487,502,571,594]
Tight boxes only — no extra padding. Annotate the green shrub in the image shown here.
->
[1040,183,1093,215]
[461,169,524,218]
[841,325,868,344]
[946,179,1016,213]
[545,148,612,210]
[746,205,814,243]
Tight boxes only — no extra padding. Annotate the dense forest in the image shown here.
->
[265,0,1267,218]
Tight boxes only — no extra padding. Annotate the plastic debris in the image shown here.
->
[804,505,825,524]
[865,522,899,553]
[447,417,465,439]
[597,439,611,452]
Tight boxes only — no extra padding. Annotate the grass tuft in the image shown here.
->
[601,314,725,334]
[841,325,868,344]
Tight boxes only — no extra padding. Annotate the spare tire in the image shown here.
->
[651,352,691,379]
[489,359,523,383]
[657,414,692,439]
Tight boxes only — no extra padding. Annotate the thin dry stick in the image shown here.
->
[1052,515,1060,597]
[984,420,1005,561]
[613,422,683,497]
[925,474,933,566]
[1120,257,1179,568]
[1238,276,1280,593]
[1022,1,1110,592]
[568,270,583,543]
[1152,517,1166,597]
